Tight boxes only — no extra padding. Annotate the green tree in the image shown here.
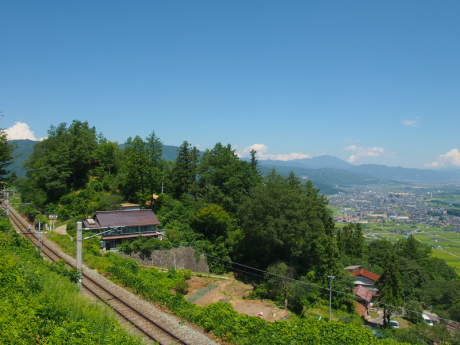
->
[0,117,16,181]
[146,130,163,166]
[238,181,335,269]
[171,141,199,199]
[93,139,122,178]
[197,143,261,214]
[192,204,232,241]
[336,223,365,259]
[123,131,163,203]
[265,262,295,310]
[7,171,18,185]
[23,120,98,203]
[124,135,149,198]
[375,253,403,327]
[265,167,286,185]
[398,235,431,263]
[287,171,301,189]
[310,234,342,285]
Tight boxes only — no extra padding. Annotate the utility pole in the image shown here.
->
[6,189,9,219]
[328,275,335,322]
[161,167,164,194]
[76,222,82,291]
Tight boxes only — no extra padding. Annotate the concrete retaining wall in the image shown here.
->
[119,247,209,273]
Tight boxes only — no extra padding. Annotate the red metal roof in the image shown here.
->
[354,285,373,302]
[102,232,160,240]
[350,268,380,282]
[95,209,160,228]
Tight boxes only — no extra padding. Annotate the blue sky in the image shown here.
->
[1,1,459,169]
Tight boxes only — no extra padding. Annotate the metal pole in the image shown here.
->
[161,167,164,194]
[38,221,41,249]
[76,221,82,291]
[6,191,9,219]
[328,275,335,322]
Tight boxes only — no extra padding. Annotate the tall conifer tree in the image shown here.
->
[375,252,403,327]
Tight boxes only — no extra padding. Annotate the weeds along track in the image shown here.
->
[5,204,192,345]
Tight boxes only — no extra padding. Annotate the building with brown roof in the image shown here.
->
[354,285,373,303]
[83,208,161,250]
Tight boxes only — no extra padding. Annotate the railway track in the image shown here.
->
[5,203,191,345]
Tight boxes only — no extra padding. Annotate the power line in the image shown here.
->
[201,252,460,325]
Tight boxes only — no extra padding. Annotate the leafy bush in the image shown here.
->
[183,269,192,280]
[175,279,189,294]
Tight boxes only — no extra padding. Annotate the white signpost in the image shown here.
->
[48,214,58,231]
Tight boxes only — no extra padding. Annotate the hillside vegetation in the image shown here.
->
[11,119,460,344]
[0,220,143,345]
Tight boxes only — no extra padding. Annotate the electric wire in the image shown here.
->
[14,202,460,325]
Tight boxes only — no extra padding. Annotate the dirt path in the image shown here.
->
[185,276,290,322]
[54,224,67,235]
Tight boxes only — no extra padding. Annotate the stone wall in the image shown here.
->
[119,247,209,274]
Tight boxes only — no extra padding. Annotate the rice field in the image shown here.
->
[431,249,460,272]
[367,230,460,275]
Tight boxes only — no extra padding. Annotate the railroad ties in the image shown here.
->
[5,203,192,345]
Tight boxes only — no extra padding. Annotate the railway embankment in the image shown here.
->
[6,204,218,345]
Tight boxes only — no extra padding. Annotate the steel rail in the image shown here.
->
[5,204,190,345]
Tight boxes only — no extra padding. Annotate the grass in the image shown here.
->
[431,249,460,272]
[327,205,343,217]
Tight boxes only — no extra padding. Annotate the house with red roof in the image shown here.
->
[345,265,380,317]
[346,266,380,293]
[350,268,380,292]
[354,285,374,317]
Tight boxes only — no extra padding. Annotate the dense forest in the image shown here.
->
[7,120,460,342]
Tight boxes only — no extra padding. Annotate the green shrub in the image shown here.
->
[183,269,192,280]
[168,265,177,278]
[175,279,189,294]
[0,231,143,345]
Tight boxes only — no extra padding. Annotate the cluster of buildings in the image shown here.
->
[329,188,460,232]
[345,265,380,317]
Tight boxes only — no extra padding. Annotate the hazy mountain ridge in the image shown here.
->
[10,140,460,185]
[349,164,460,182]
[260,155,460,182]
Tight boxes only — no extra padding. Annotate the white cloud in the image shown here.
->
[235,144,311,161]
[402,120,418,127]
[5,122,38,140]
[425,149,460,168]
[343,145,386,163]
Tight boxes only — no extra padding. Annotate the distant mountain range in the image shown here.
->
[260,155,354,171]
[259,154,460,182]
[9,140,460,195]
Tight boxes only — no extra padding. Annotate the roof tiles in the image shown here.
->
[96,209,160,228]
[350,268,380,282]
[354,285,374,302]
